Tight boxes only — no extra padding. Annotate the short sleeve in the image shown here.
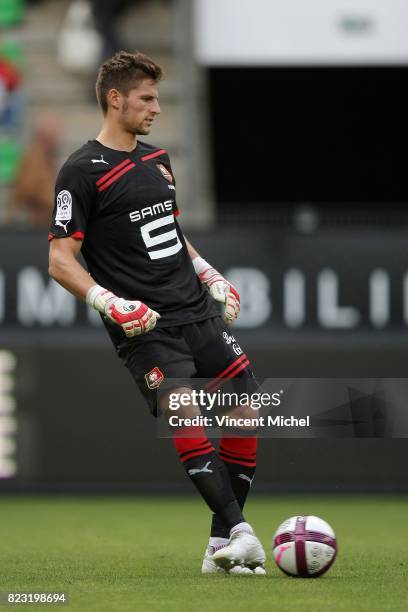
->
[48,163,94,241]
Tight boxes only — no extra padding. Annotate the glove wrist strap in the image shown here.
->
[192,256,210,276]
[192,256,222,285]
[86,284,116,314]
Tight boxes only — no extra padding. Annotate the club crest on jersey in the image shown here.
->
[145,367,164,390]
[157,163,173,183]
[55,190,72,232]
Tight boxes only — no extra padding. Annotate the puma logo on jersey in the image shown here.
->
[55,219,70,233]
[91,155,109,165]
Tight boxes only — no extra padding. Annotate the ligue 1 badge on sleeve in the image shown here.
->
[156,163,173,183]
[145,367,164,389]
[55,190,72,232]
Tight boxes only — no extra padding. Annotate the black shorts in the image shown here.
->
[115,316,258,415]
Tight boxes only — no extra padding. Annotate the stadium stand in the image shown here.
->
[1,0,197,223]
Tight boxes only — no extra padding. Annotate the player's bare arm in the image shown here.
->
[184,237,200,260]
[48,237,160,337]
[49,236,95,300]
[184,236,240,325]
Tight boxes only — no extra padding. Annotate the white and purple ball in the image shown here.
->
[272,515,337,578]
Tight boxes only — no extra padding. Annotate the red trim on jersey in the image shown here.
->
[141,149,166,162]
[96,158,133,186]
[174,209,180,217]
[70,231,85,240]
[97,162,136,192]
[48,231,84,242]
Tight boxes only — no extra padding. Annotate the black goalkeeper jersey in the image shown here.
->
[49,139,218,338]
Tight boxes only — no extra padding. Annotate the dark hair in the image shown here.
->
[95,50,163,115]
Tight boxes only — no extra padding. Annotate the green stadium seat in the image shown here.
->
[0,0,25,27]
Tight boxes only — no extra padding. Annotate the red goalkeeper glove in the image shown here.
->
[192,257,240,325]
[86,285,160,337]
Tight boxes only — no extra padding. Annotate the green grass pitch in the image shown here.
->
[0,495,407,611]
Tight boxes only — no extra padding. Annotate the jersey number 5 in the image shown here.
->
[140,214,183,260]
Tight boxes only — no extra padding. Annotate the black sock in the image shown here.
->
[210,463,256,537]
[182,450,245,529]
[211,435,257,538]
[173,432,245,530]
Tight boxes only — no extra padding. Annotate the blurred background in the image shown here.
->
[1,0,407,492]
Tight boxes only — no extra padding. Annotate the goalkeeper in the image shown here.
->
[48,50,265,575]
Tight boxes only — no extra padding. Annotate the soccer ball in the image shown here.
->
[272,515,337,577]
